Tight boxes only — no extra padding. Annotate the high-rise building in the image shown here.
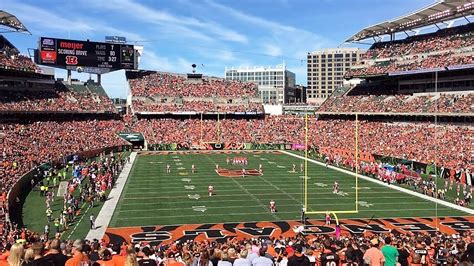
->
[225,63,295,104]
[306,48,363,103]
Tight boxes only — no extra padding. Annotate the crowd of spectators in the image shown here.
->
[347,23,474,77]
[0,227,473,265]
[133,117,472,171]
[129,73,259,98]
[362,23,474,60]
[1,119,127,197]
[318,92,474,113]
[347,53,474,77]
[132,99,263,114]
[0,89,117,113]
[0,54,38,73]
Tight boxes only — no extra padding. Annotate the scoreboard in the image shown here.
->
[37,37,137,71]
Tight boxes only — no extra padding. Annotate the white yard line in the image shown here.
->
[117,201,443,213]
[281,151,474,215]
[84,152,137,241]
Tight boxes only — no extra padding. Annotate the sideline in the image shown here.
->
[280,150,474,215]
[85,152,138,240]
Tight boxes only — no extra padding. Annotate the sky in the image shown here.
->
[3,0,436,98]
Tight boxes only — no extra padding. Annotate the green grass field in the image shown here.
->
[109,151,468,228]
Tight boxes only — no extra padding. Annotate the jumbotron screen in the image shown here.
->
[37,37,136,70]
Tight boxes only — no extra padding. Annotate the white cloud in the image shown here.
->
[4,0,144,42]
[4,1,94,33]
[263,43,282,57]
[82,0,247,44]
[205,1,331,55]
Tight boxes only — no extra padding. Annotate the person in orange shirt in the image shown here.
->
[65,239,90,266]
[363,238,385,266]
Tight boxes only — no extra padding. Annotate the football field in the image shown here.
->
[108,150,468,228]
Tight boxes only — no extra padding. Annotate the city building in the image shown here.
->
[225,63,295,104]
[306,48,364,104]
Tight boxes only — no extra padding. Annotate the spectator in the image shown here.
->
[363,238,385,266]
[233,250,251,266]
[139,247,157,266]
[65,240,89,266]
[381,237,398,266]
[252,247,273,266]
[287,245,310,266]
[8,243,24,266]
[43,239,68,265]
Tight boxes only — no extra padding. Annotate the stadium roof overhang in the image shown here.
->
[346,0,474,42]
[0,10,30,34]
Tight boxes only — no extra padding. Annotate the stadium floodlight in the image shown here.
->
[0,10,30,34]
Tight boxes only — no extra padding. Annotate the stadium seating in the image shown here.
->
[132,117,472,172]
[346,23,474,77]
[129,72,259,98]
[2,228,473,265]
[0,83,117,113]
[128,72,262,114]
[318,92,474,113]
[0,53,38,72]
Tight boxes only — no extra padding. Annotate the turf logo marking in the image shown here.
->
[188,194,200,200]
[314,182,328,187]
[277,165,286,168]
[268,161,276,164]
[174,159,181,162]
[177,167,185,170]
[176,163,183,166]
[298,175,311,179]
[179,172,189,176]
[148,162,162,164]
[215,169,262,177]
[192,206,207,212]
[260,158,267,161]
[357,201,373,207]
[184,185,195,190]
[181,178,192,182]
[253,155,260,157]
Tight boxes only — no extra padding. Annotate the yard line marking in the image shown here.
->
[117,201,436,212]
[123,194,418,200]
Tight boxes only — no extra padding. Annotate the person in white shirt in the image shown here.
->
[233,250,251,266]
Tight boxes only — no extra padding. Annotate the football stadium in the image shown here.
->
[1,0,474,265]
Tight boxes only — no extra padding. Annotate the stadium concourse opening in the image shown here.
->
[1,0,474,265]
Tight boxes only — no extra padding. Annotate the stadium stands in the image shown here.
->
[1,230,473,265]
[0,53,38,72]
[319,91,474,114]
[132,117,472,172]
[0,81,117,113]
[1,8,473,266]
[346,23,474,77]
[128,71,263,114]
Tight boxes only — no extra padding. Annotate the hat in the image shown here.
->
[370,238,379,246]
[293,244,303,253]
